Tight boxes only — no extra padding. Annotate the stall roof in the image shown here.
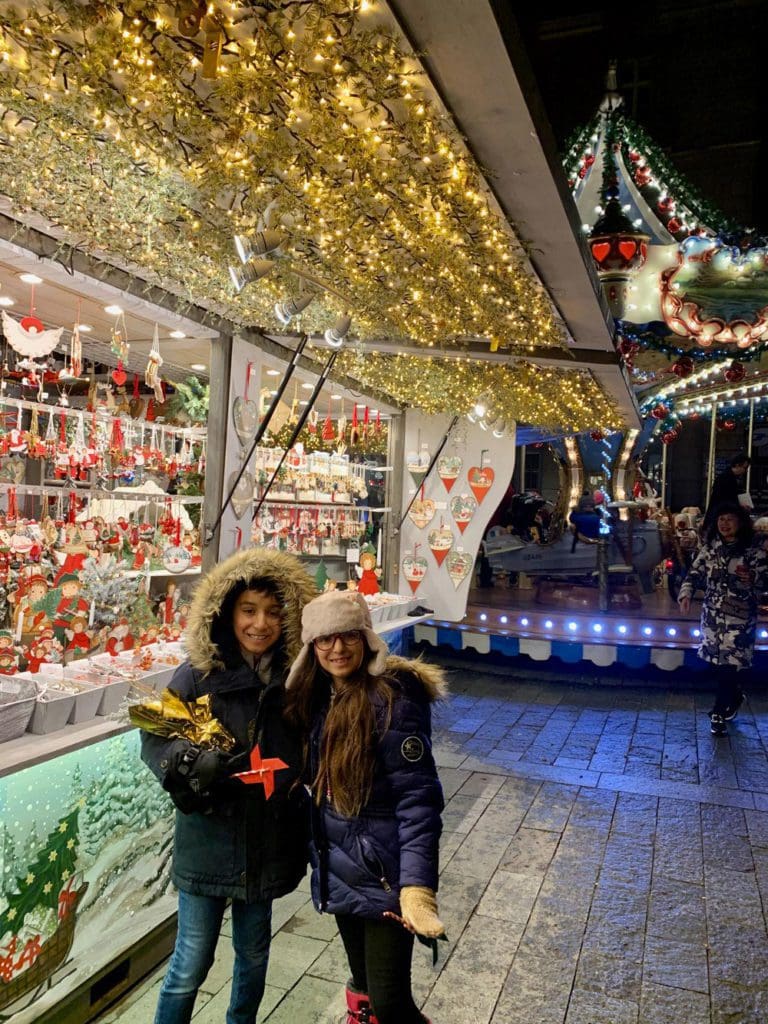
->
[0,1,636,433]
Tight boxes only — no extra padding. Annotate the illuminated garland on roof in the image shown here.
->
[335,350,623,432]
[0,0,564,354]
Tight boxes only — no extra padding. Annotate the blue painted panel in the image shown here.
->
[436,627,462,651]
[551,640,583,663]
[616,644,651,669]
[490,635,520,657]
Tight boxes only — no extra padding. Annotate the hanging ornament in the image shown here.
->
[145,324,164,401]
[70,314,82,378]
[322,401,335,442]
[375,410,382,435]
[408,495,436,530]
[724,360,746,384]
[428,523,454,567]
[590,429,604,442]
[661,431,678,445]
[650,403,670,421]
[402,550,428,594]
[445,549,472,589]
[437,454,462,493]
[129,373,144,418]
[110,417,124,453]
[112,358,127,387]
[308,409,318,435]
[720,418,736,432]
[670,356,694,378]
[229,468,255,519]
[467,464,494,504]
[336,402,347,443]
[450,493,477,534]
[146,397,156,422]
[1,309,62,358]
[232,362,259,449]
[362,406,370,439]
[350,404,360,445]
[110,312,130,361]
[289,383,299,427]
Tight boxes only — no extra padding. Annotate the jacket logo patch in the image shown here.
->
[401,736,424,762]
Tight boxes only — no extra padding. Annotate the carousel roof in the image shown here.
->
[0,1,635,433]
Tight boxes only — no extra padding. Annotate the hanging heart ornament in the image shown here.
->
[402,554,428,594]
[428,526,454,567]
[437,455,462,493]
[468,465,495,503]
[229,469,254,519]
[450,493,477,534]
[408,498,436,530]
[162,545,192,574]
[233,396,259,448]
[446,550,472,589]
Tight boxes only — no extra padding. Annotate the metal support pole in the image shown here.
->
[519,444,527,491]
[597,537,609,612]
[706,402,718,504]
[660,440,668,510]
[747,398,755,494]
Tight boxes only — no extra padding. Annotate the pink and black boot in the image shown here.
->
[345,983,379,1024]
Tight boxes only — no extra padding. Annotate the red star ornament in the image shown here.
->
[233,744,288,800]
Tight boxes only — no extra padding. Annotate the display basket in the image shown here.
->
[0,677,37,742]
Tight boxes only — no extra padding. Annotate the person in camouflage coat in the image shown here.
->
[678,502,768,735]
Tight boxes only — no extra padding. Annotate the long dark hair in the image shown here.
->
[284,645,394,817]
[210,577,286,670]
[706,502,754,548]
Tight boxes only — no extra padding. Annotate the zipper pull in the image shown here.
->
[380,876,392,893]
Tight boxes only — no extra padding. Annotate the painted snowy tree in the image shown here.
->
[0,807,80,944]
[79,557,140,630]
[1,825,19,896]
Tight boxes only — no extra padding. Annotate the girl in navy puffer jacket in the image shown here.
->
[285,591,446,1024]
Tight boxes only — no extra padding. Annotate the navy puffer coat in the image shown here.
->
[140,548,317,902]
[308,656,445,919]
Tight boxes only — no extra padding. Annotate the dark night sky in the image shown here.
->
[510,1,768,229]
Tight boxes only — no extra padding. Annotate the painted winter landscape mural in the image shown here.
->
[0,732,175,1021]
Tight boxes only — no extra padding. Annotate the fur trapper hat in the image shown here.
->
[285,590,388,689]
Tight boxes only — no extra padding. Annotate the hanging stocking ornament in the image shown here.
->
[308,409,318,435]
[145,324,164,401]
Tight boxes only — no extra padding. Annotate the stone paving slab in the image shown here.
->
[97,658,768,1024]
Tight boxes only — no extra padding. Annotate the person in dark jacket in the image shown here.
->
[678,503,768,736]
[703,452,750,529]
[141,548,317,1024]
[284,590,446,1024]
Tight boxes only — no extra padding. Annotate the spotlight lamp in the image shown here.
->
[233,229,285,263]
[274,292,316,325]
[324,313,352,347]
[229,258,274,294]
[492,418,507,439]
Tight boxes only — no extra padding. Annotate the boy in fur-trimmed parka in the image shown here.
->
[141,548,317,1024]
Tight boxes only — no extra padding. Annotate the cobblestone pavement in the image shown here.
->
[102,657,768,1024]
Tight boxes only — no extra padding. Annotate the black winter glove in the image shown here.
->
[165,745,238,794]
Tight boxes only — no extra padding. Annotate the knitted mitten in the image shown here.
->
[399,886,446,938]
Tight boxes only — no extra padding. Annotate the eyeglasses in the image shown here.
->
[313,629,363,651]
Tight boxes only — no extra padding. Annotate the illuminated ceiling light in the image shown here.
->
[331,394,342,400]
[274,291,316,325]
[234,229,284,264]
[104,304,123,315]
[266,368,280,376]
[302,382,314,390]
[169,329,186,339]
[190,362,207,371]
[492,418,507,438]
[0,297,14,307]
[324,313,352,347]
[76,322,92,331]
[229,258,274,294]
[18,272,43,285]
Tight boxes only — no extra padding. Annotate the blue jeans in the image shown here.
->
[154,890,272,1024]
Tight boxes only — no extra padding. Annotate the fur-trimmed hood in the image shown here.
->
[384,654,447,702]
[185,548,318,674]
